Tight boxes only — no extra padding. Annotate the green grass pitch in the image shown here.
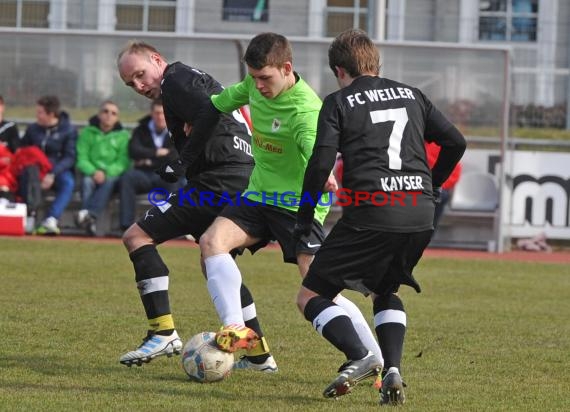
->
[1,237,568,411]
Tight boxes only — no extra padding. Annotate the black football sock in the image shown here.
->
[305,296,368,360]
[374,293,406,373]
[241,283,263,338]
[240,284,269,363]
[130,244,173,333]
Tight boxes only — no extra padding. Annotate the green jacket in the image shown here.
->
[76,121,131,177]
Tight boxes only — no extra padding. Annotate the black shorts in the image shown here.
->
[302,219,433,299]
[137,184,231,244]
[220,201,326,264]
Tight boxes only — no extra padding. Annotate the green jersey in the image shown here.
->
[211,73,330,224]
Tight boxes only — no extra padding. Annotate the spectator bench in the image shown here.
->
[43,190,151,237]
[429,172,500,251]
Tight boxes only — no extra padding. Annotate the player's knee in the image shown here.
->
[198,230,214,254]
[122,226,134,248]
[296,287,314,314]
[123,224,151,253]
[199,229,227,256]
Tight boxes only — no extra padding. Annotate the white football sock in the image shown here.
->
[205,254,244,326]
[242,302,257,322]
[335,294,384,365]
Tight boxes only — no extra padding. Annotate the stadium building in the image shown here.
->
[0,0,568,128]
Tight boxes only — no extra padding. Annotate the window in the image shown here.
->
[479,0,538,42]
[116,0,176,32]
[325,0,370,38]
[222,0,269,22]
[0,0,49,28]
[0,1,18,27]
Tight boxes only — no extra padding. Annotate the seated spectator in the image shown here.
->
[17,95,77,235]
[118,98,179,230]
[0,95,20,200]
[75,100,131,236]
[425,141,462,231]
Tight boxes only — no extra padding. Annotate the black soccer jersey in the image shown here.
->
[160,62,254,192]
[300,75,465,232]
[0,120,20,153]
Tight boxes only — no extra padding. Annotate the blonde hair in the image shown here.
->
[116,40,162,67]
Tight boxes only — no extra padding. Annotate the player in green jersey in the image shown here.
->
[194,33,382,369]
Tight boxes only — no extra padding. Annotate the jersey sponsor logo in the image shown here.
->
[271,118,281,132]
[253,134,283,154]
[233,135,253,156]
[306,242,321,248]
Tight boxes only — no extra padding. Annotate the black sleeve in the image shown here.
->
[429,125,466,187]
[423,99,466,187]
[297,97,340,224]
[20,126,32,147]
[5,124,21,153]
[178,100,221,171]
[128,127,156,160]
[162,77,220,169]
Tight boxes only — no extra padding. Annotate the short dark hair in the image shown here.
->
[328,29,380,78]
[243,32,292,70]
[36,95,61,117]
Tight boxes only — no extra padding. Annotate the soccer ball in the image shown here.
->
[181,331,234,383]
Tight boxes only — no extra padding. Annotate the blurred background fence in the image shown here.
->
[1,0,568,130]
[0,29,515,250]
[0,29,510,136]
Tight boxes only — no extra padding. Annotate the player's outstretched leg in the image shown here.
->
[204,254,261,353]
[119,244,182,366]
[234,284,278,372]
[334,294,384,365]
[374,293,407,405]
[303,295,381,398]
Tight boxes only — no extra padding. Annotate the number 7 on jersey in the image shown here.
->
[370,108,409,170]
